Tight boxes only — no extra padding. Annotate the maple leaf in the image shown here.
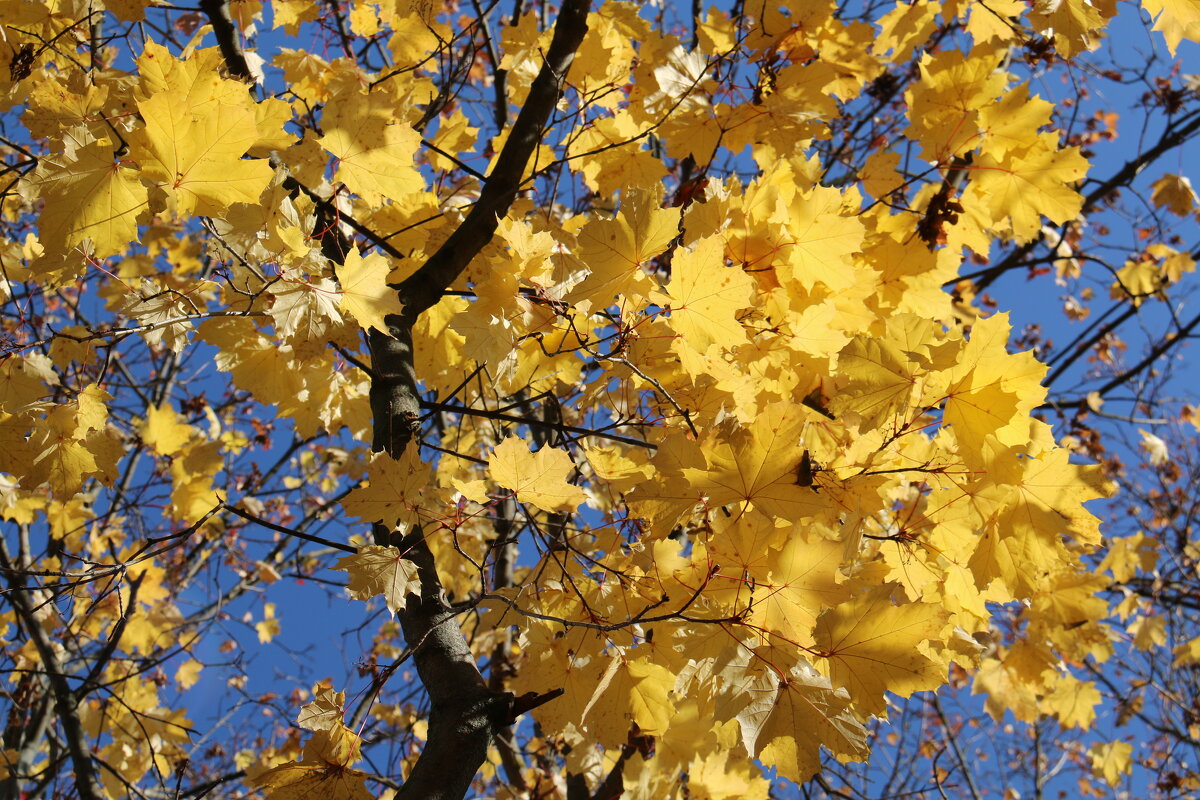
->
[579,656,675,747]
[1040,673,1101,729]
[319,91,424,204]
[26,411,97,500]
[833,335,920,429]
[657,235,754,353]
[297,685,347,732]
[569,188,678,308]
[123,280,210,354]
[256,603,281,643]
[268,275,347,357]
[682,403,829,523]
[942,312,1047,454]
[27,136,148,259]
[336,248,405,335]
[1029,0,1109,56]
[778,185,865,293]
[139,402,194,456]
[169,440,222,523]
[1098,532,1158,583]
[127,91,274,217]
[968,133,1089,241]
[334,545,421,615]
[906,49,1008,162]
[978,84,1055,158]
[736,660,869,783]
[813,586,950,717]
[340,449,430,529]
[1142,0,1200,53]
[1150,173,1198,215]
[1090,741,1133,787]
[757,536,849,648]
[985,444,1114,548]
[489,437,586,513]
[250,726,372,800]
[175,659,203,690]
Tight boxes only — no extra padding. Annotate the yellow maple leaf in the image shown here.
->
[319,92,424,204]
[1039,673,1100,729]
[334,545,421,615]
[942,313,1048,454]
[489,437,586,513]
[297,685,347,732]
[1089,741,1133,787]
[569,189,678,307]
[256,603,281,643]
[26,406,98,500]
[169,440,223,523]
[1029,0,1109,56]
[273,0,321,34]
[737,660,869,783]
[175,659,203,690]
[251,726,372,800]
[757,536,849,648]
[1150,173,1198,215]
[73,383,111,435]
[872,0,939,63]
[268,276,347,357]
[128,91,274,217]
[969,133,1089,241]
[1173,634,1200,667]
[140,402,195,456]
[1098,532,1159,583]
[984,444,1113,548]
[778,185,865,293]
[979,83,1055,158]
[571,111,670,196]
[683,402,829,523]
[687,750,771,800]
[906,49,1008,162]
[1139,0,1200,55]
[340,449,430,528]
[22,69,111,145]
[658,235,754,353]
[833,336,919,429]
[27,136,148,259]
[813,587,949,717]
[336,248,405,335]
[580,656,675,747]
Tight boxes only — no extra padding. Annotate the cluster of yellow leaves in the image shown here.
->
[250,686,372,800]
[5,0,1198,795]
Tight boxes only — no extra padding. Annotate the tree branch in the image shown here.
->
[358,4,592,798]
[198,0,253,82]
[0,538,104,800]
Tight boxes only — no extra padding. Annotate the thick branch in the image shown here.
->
[370,0,590,458]
[395,0,590,317]
[365,4,592,799]
[198,0,253,82]
[386,526,511,800]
